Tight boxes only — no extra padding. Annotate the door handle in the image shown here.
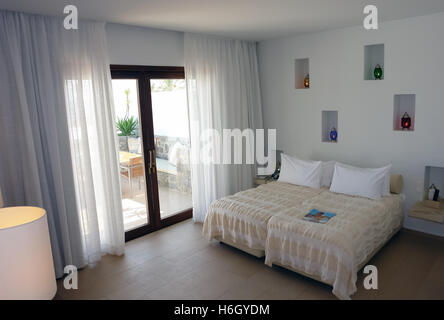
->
[152,150,156,173]
[148,150,156,174]
[148,150,152,174]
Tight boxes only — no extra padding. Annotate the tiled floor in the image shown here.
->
[55,220,444,300]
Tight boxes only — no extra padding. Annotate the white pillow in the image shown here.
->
[382,166,392,196]
[338,162,392,196]
[279,154,322,189]
[320,161,336,187]
[330,163,390,200]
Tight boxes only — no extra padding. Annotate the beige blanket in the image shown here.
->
[202,182,323,251]
[265,190,403,300]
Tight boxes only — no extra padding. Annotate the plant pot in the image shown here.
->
[127,137,140,153]
[119,136,129,152]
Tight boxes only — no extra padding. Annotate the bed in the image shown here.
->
[265,190,404,300]
[202,173,404,299]
[202,181,323,257]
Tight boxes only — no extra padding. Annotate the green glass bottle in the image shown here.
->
[374,64,383,80]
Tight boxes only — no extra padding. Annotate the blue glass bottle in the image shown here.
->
[329,127,338,142]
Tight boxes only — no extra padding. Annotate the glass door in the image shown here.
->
[111,78,152,237]
[150,79,192,222]
[111,66,192,241]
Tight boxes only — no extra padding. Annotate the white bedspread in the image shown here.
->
[202,182,323,251]
[265,190,403,300]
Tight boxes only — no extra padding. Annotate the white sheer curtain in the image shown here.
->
[62,22,125,262]
[0,11,124,276]
[184,33,263,222]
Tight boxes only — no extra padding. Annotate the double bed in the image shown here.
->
[202,182,323,257]
[203,178,404,300]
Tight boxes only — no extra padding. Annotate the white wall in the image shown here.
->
[258,12,444,236]
[106,23,184,66]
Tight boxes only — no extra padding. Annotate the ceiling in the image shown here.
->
[1,0,444,40]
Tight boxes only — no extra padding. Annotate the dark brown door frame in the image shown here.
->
[111,65,193,242]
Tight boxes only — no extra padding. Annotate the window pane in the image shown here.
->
[150,79,192,219]
[112,79,149,231]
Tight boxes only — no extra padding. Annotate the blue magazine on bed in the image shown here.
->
[303,209,336,224]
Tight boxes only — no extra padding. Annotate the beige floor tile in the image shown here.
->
[186,270,246,300]
[106,274,168,300]
[218,276,271,300]
[144,282,200,300]
[416,255,444,300]
[56,221,444,300]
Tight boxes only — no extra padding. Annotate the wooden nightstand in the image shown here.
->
[408,199,444,223]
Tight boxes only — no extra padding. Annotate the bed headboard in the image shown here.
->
[390,174,403,194]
